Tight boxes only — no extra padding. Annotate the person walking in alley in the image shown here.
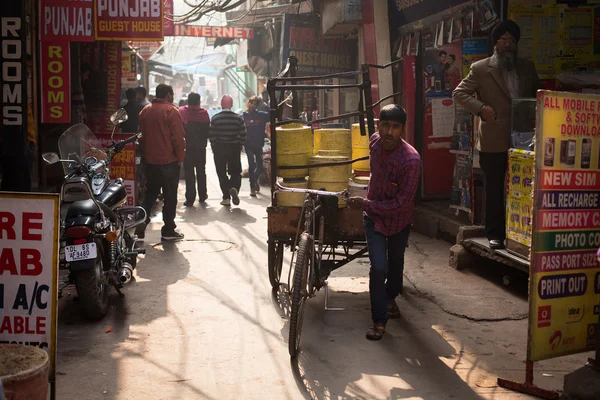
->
[453,20,540,250]
[122,89,143,133]
[347,104,421,341]
[135,84,186,241]
[136,86,150,107]
[242,96,269,196]
[209,95,247,207]
[179,92,210,206]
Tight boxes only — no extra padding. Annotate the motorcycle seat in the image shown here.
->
[66,199,99,218]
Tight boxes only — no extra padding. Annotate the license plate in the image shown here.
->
[65,243,97,262]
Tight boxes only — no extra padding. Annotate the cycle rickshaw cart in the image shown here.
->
[266,56,402,356]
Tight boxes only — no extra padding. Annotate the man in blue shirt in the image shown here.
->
[242,96,270,196]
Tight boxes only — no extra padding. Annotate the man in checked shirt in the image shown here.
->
[348,104,422,341]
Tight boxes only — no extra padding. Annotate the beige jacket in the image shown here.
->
[452,56,541,153]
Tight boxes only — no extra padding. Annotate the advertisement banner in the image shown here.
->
[529,91,600,361]
[281,14,358,76]
[506,149,534,247]
[1,2,27,157]
[0,193,60,380]
[40,42,71,123]
[40,0,94,42]
[97,135,136,206]
[462,38,488,79]
[173,24,254,38]
[81,41,121,135]
[163,0,173,35]
[94,0,164,41]
[388,0,470,28]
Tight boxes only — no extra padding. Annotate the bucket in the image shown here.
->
[351,123,373,172]
[0,344,49,400]
[276,178,308,207]
[314,128,352,159]
[276,123,312,179]
[348,176,370,198]
[309,150,351,207]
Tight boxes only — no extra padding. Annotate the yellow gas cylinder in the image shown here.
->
[276,123,312,179]
[308,150,351,207]
[276,178,308,207]
[351,123,371,172]
[313,128,352,159]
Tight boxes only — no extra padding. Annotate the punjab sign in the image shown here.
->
[172,24,254,39]
[529,90,600,361]
[40,0,94,42]
[40,42,71,123]
[0,193,60,380]
[94,0,164,41]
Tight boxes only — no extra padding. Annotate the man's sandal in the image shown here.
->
[388,301,401,319]
[366,324,386,341]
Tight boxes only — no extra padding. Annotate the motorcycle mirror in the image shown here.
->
[42,152,60,165]
[110,108,129,126]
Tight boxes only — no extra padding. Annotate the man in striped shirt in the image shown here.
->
[348,104,422,341]
[209,95,247,206]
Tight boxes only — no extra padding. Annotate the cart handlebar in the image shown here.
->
[275,182,349,199]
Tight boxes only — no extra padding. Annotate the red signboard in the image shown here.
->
[40,42,71,123]
[173,24,254,39]
[97,135,137,206]
[164,0,173,36]
[40,0,94,41]
[104,41,122,133]
[127,41,163,60]
[94,0,164,41]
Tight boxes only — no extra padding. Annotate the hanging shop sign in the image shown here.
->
[171,24,254,39]
[40,43,71,123]
[0,193,60,386]
[281,13,358,76]
[40,0,94,42]
[97,135,136,206]
[529,90,600,362]
[388,0,470,27]
[94,0,164,41]
[163,0,174,35]
[127,41,163,60]
[2,2,27,157]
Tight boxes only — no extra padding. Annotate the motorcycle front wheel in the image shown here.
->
[74,242,109,320]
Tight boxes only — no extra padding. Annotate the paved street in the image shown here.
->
[55,157,590,400]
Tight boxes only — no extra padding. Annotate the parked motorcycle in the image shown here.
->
[42,109,146,320]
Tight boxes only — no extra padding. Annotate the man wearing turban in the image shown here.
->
[453,20,541,250]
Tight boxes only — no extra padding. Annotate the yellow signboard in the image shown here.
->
[507,149,534,247]
[529,91,600,361]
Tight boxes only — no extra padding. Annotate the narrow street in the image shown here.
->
[55,157,590,400]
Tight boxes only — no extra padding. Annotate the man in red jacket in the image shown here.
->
[136,84,186,241]
[179,92,210,206]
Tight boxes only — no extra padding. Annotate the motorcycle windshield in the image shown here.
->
[58,123,107,174]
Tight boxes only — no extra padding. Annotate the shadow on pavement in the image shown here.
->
[282,290,485,400]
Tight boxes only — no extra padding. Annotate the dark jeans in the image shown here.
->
[141,163,180,234]
[245,145,263,190]
[364,215,411,325]
[479,151,508,241]
[184,147,207,203]
[213,144,241,199]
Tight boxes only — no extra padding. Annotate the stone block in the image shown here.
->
[449,243,475,270]
[412,207,440,239]
[456,225,486,244]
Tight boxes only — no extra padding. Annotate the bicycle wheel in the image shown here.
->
[268,240,284,288]
[289,232,311,357]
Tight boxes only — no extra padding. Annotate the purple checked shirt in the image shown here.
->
[363,133,422,236]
